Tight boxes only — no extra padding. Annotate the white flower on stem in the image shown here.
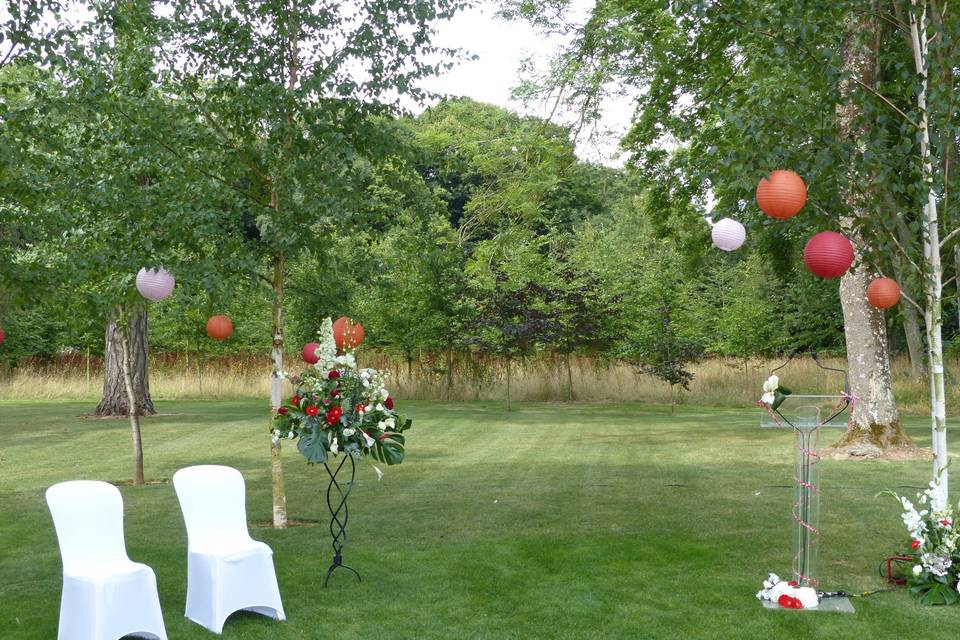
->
[343,428,355,437]
[287,431,295,440]
[330,438,339,454]
[913,565,923,576]
[760,392,775,405]
[385,417,396,429]
[376,403,385,412]
[762,376,779,393]
[374,466,384,481]
[271,436,280,444]
[377,421,386,430]
[363,431,375,448]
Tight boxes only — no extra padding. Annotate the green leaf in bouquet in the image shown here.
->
[772,386,792,411]
[297,425,328,465]
[374,436,405,465]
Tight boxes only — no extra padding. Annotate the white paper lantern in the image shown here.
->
[711,218,746,252]
[136,267,175,301]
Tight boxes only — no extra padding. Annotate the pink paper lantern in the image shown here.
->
[711,218,746,251]
[0,326,4,346]
[302,342,321,364]
[136,267,175,301]
[803,231,854,279]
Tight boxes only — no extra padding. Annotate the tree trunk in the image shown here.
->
[565,352,574,402]
[909,0,948,502]
[95,308,155,417]
[116,307,144,485]
[270,253,288,528]
[833,7,910,449]
[505,357,512,412]
[446,347,454,399]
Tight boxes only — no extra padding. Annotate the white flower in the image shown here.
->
[377,420,386,430]
[380,389,389,401]
[763,573,780,590]
[762,375,779,393]
[287,431,295,440]
[343,428,355,437]
[330,438,339,454]
[362,431,375,448]
[913,565,923,576]
[760,392,775,405]
[374,465,384,481]
[272,436,280,444]
[376,403,385,412]
[384,417,396,429]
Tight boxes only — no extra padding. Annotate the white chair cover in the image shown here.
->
[45,480,167,640]
[172,465,285,634]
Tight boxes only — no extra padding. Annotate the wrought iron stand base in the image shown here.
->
[323,454,362,587]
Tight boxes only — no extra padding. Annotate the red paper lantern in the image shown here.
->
[206,315,233,341]
[756,170,807,219]
[867,277,901,309]
[302,342,321,364]
[803,231,854,279]
[332,316,365,350]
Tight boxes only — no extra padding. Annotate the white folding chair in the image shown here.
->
[172,465,285,634]
[45,480,167,640]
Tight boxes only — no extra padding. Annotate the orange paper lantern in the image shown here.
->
[206,315,233,340]
[332,316,365,350]
[756,170,807,219]
[867,278,901,309]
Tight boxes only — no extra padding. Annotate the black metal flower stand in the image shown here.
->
[322,454,362,587]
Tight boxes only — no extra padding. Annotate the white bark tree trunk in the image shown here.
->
[270,251,288,529]
[116,306,145,485]
[910,0,948,503]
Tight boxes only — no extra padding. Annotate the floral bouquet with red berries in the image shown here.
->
[271,317,410,468]
[885,483,960,605]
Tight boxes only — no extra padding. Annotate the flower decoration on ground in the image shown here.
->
[759,375,792,410]
[886,482,960,605]
[271,317,411,469]
[756,573,819,609]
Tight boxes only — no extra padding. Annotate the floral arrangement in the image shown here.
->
[271,318,410,468]
[759,375,791,410]
[756,573,819,609]
[886,482,959,605]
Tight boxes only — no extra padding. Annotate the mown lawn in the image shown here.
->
[0,399,957,639]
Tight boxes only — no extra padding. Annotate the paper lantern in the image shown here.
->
[332,316,365,350]
[136,267,175,301]
[206,315,233,341]
[803,231,854,279]
[867,278,901,309]
[756,170,807,219]
[711,218,746,251]
[302,342,321,364]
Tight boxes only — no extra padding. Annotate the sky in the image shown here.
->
[418,1,635,167]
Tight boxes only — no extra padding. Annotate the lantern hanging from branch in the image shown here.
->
[302,342,321,364]
[206,315,233,341]
[332,316,365,350]
[866,277,901,309]
[136,267,175,301]
[711,218,746,251]
[803,231,854,279]
[756,170,807,219]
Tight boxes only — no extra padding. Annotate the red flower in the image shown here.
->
[385,396,394,410]
[326,406,343,425]
[305,405,319,417]
[328,369,341,379]
[331,389,341,398]
[778,595,803,609]
[941,519,952,527]
[291,395,301,405]
[356,403,366,413]
[787,581,797,587]
[277,407,288,415]
[911,539,922,550]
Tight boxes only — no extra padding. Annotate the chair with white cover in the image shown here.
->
[45,480,168,640]
[172,465,285,634]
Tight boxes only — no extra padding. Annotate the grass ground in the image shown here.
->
[1,399,958,639]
